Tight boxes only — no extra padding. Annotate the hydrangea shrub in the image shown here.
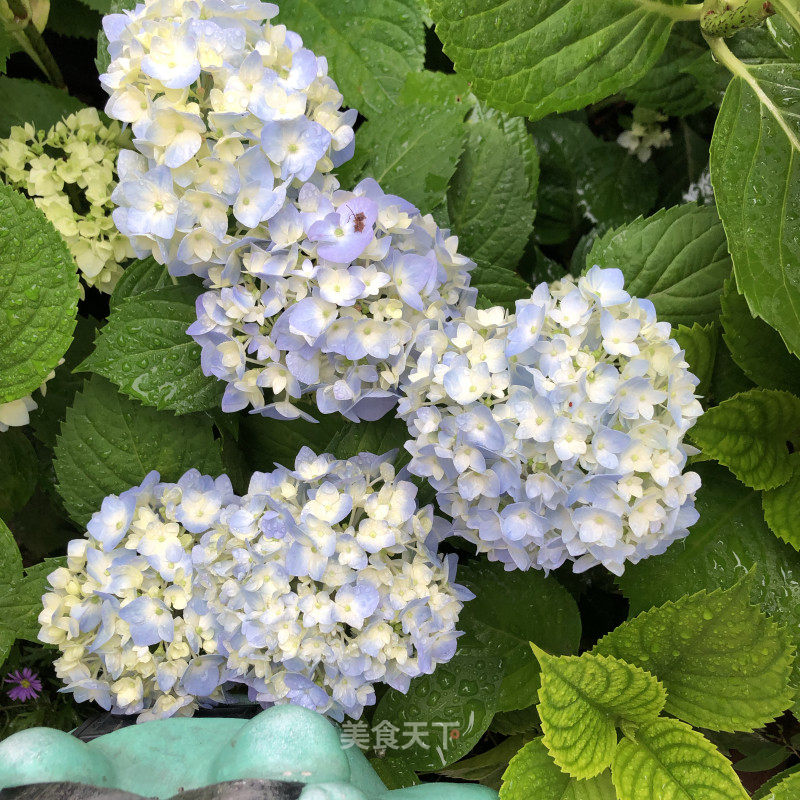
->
[0,0,800,797]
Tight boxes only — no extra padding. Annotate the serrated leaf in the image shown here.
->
[710,60,800,359]
[372,640,502,772]
[80,284,223,415]
[674,323,717,398]
[690,389,800,490]
[763,453,800,549]
[594,579,795,732]
[110,257,174,310]
[275,0,423,115]
[0,429,38,518]
[612,717,747,800]
[337,102,464,214]
[500,738,616,800]
[534,647,666,779]
[428,0,689,121]
[327,416,409,462]
[447,119,535,309]
[457,560,581,712]
[53,375,223,526]
[0,183,80,404]
[618,462,800,699]
[531,117,657,245]
[491,705,540,736]
[0,517,23,585]
[0,77,85,137]
[754,765,800,800]
[0,557,66,643]
[586,203,731,326]
[720,272,800,393]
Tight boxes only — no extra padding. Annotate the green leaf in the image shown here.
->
[398,71,475,113]
[500,738,616,800]
[274,0,423,115]
[720,272,800,393]
[586,203,731,326]
[0,77,85,137]
[689,389,800,490]
[0,517,23,585]
[372,640,502,772]
[438,736,527,791]
[53,375,223,526]
[79,285,223,415]
[48,0,102,39]
[447,119,535,308]
[0,429,38,518]
[457,560,581,712]
[237,412,344,474]
[611,717,748,800]
[594,579,795,732]
[623,26,722,116]
[531,118,657,245]
[337,102,464,214]
[763,453,800,549]
[428,0,691,121]
[76,0,112,11]
[491,705,541,736]
[0,183,80,404]
[0,557,66,643]
[674,322,717,398]
[534,647,666,779]
[110,257,174,310]
[710,59,800,358]
[754,765,800,800]
[618,462,800,699]
[327,416,409,462]
[368,757,419,790]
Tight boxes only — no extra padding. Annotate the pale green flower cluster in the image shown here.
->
[0,107,135,292]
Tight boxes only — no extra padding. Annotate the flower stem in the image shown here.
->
[5,0,66,89]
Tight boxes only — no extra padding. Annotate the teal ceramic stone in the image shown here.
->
[0,705,497,800]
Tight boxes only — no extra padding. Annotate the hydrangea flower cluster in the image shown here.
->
[0,360,61,433]
[100,0,356,274]
[0,108,134,292]
[39,452,468,720]
[187,177,476,421]
[399,267,703,576]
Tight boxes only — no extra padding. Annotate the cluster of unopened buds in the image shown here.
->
[0,108,134,292]
[39,452,469,720]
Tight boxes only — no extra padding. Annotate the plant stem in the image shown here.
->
[639,1,705,21]
[4,0,65,89]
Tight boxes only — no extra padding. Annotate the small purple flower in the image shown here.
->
[5,668,42,702]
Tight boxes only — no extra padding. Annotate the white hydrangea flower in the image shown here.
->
[40,454,468,721]
[683,168,715,205]
[100,0,357,277]
[187,177,475,421]
[39,470,236,720]
[193,447,470,721]
[399,266,703,577]
[617,108,671,163]
[0,361,61,433]
[0,108,135,292]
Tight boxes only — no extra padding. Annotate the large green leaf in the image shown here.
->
[534,647,666,779]
[110,257,174,310]
[337,102,464,214]
[447,118,537,308]
[611,718,748,800]
[428,0,698,120]
[0,183,80,404]
[710,58,800,358]
[328,416,409,462]
[275,0,424,115]
[500,738,615,800]
[618,462,800,696]
[674,322,717,398]
[689,389,800,490]
[372,640,502,772]
[762,453,800,549]
[0,517,23,586]
[720,273,800,393]
[755,766,800,800]
[440,735,526,792]
[594,579,795,732]
[0,429,38,518]
[0,77,85,137]
[53,375,223,526]
[586,203,731,326]
[79,285,223,415]
[457,561,581,712]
